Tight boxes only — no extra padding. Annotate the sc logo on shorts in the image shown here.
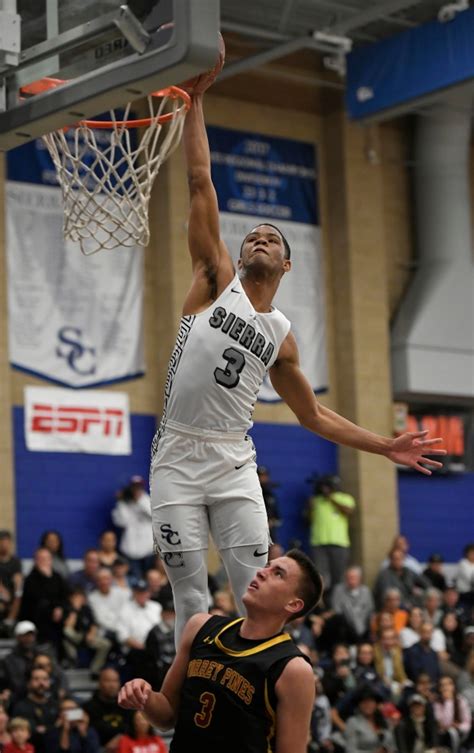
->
[160,523,181,546]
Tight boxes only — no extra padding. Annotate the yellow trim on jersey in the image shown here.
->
[213,617,291,657]
[264,678,276,753]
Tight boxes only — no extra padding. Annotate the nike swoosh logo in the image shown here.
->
[231,287,241,294]
[253,548,269,558]
[235,463,246,470]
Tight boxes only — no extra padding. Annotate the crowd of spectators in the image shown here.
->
[0,475,474,752]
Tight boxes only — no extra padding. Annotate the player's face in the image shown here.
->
[243,556,304,618]
[239,225,291,276]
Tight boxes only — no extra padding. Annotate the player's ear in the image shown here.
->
[286,596,304,617]
[282,259,291,274]
[237,257,243,270]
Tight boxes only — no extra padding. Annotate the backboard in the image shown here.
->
[0,0,220,150]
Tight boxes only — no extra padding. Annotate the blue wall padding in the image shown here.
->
[398,472,474,562]
[249,422,338,550]
[13,407,156,558]
[346,7,474,120]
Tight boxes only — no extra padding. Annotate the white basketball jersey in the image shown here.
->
[159,274,291,435]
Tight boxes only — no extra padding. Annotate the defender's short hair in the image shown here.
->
[285,548,323,620]
[240,223,291,259]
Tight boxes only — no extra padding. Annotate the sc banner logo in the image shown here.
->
[56,327,96,376]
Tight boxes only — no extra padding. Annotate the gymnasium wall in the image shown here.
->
[2,57,471,580]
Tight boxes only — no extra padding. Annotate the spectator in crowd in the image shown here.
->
[44,698,100,753]
[440,611,464,671]
[68,550,100,595]
[144,596,176,690]
[433,675,471,752]
[374,549,428,610]
[371,588,408,637]
[97,532,120,571]
[394,693,439,753]
[403,622,441,685]
[88,569,130,643]
[257,466,281,544]
[344,685,395,753]
[0,532,23,637]
[423,554,447,592]
[116,711,167,753]
[457,649,474,716]
[0,622,51,700]
[306,475,356,594]
[399,672,437,713]
[82,668,132,752]
[116,582,162,678]
[111,478,154,580]
[322,644,356,733]
[11,668,58,753]
[31,655,68,703]
[309,675,332,753]
[373,627,407,695]
[331,566,375,643]
[19,549,68,648]
[423,588,443,628]
[111,558,131,592]
[455,544,474,602]
[212,589,237,618]
[442,585,468,623]
[0,704,12,748]
[370,611,396,643]
[144,569,169,604]
[380,536,422,575]
[3,718,33,753]
[399,607,446,654]
[62,588,112,675]
[38,532,69,581]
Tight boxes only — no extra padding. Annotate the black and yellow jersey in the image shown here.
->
[170,615,310,753]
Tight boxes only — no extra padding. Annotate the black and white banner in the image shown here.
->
[24,386,131,454]
[208,126,327,401]
[6,138,144,388]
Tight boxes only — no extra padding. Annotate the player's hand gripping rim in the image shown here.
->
[118,678,152,711]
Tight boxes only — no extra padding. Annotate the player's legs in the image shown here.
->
[161,547,209,646]
[219,544,268,615]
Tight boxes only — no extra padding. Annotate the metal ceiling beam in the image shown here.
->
[325,0,425,34]
[217,35,337,81]
[278,0,298,32]
[220,20,291,42]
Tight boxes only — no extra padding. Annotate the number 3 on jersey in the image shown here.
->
[214,347,246,389]
[194,691,216,728]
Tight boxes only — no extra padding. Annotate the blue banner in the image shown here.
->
[208,126,318,225]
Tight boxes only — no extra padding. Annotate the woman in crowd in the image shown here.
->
[0,705,11,750]
[97,531,120,570]
[117,711,167,753]
[45,698,100,753]
[39,531,69,580]
[394,693,439,753]
[344,686,395,753]
[456,543,474,602]
[440,611,465,669]
[433,675,471,752]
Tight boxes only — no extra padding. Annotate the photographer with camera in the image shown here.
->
[45,699,100,753]
[306,475,356,596]
[111,477,154,581]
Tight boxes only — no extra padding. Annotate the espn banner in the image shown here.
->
[6,138,145,388]
[208,126,327,401]
[24,386,131,454]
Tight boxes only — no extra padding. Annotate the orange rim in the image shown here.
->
[20,77,191,128]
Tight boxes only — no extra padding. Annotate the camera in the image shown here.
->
[65,708,83,722]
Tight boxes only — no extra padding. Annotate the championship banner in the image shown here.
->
[208,126,327,401]
[24,386,131,454]
[6,136,145,388]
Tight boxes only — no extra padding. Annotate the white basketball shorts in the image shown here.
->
[150,421,270,555]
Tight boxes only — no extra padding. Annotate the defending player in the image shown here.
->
[118,549,323,753]
[150,36,446,643]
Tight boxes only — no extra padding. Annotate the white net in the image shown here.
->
[42,89,188,255]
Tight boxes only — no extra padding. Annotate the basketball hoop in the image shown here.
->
[21,78,191,254]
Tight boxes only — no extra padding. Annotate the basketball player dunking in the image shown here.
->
[150,37,446,644]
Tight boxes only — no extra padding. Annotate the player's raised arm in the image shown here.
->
[118,613,211,729]
[181,36,234,313]
[270,332,446,475]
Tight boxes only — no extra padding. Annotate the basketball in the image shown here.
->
[181,32,225,94]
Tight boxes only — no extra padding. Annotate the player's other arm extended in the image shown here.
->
[182,94,234,311]
[275,657,315,753]
[118,613,211,729]
[269,332,446,475]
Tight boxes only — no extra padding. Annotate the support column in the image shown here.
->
[323,111,398,583]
